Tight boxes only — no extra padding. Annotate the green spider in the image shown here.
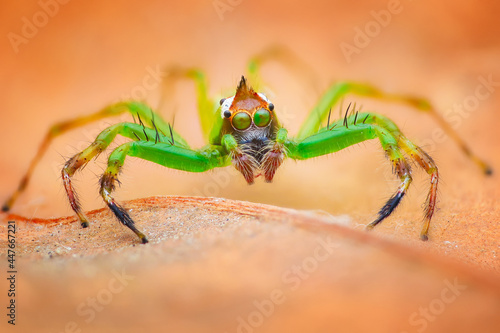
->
[2,55,491,244]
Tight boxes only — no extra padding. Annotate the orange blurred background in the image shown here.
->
[1,1,500,333]
[1,0,499,221]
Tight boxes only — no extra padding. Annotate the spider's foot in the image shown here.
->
[482,163,493,176]
[365,222,376,231]
[419,218,430,241]
[107,199,149,244]
[138,233,149,244]
[2,194,18,212]
[367,192,405,231]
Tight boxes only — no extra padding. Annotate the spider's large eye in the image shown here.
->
[253,108,271,127]
[232,112,252,130]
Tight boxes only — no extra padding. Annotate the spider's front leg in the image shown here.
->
[3,101,188,212]
[286,113,438,240]
[96,141,226,243]
[61,122,163,229]
[296,81,491,175]
[61,117,226,243]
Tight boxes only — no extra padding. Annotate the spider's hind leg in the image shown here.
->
[160,67,217,140]
[246,45,319,92]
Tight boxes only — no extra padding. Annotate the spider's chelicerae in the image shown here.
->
[2,55,491,244]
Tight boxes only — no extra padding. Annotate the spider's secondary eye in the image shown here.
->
[268,103,274,111]
[232,112,252,130]
[219,98,226,105]
[223,110,231,118]
[253,109,271,127]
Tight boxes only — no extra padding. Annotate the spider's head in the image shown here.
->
[219,76,279,140]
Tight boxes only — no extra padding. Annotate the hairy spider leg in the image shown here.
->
[99,140,226,243]
[296,81,492,175]
[358,112,439,240]
[2,101,186,212]
[398,138,439,240]
[287,112,437,240]
[62,122,171,228]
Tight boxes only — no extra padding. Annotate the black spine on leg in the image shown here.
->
[371,191,405,227]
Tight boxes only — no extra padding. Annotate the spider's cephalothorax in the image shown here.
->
[219,76,285,184]
[3,55,491,244]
